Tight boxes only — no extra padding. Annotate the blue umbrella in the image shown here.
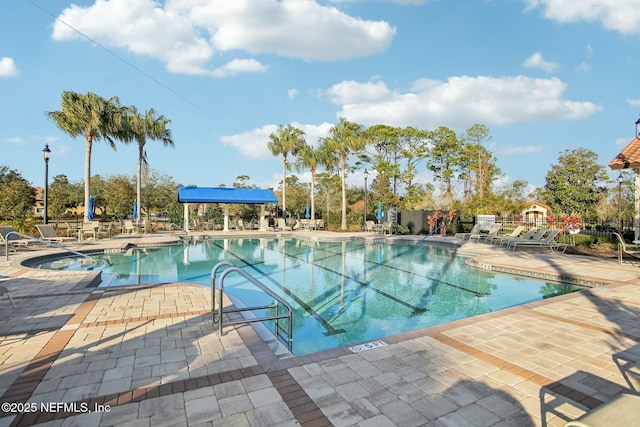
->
[376,202,383,222]
[87,196,94,220]
[305,203,310,219]
[132,200,138,219]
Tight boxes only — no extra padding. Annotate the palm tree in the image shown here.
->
[267,124,306,218]
[324,118,365,230]
[46,91,126,222]
[294,142,333,222]
[125,107,174,220]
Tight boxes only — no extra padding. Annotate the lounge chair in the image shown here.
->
[509,228,566,251]
[36,224,77,245]
[277,218,292,231]
[499,227,543,247]
[564,393,640,427]
[316,219,325,230]
[454,224,481,240]
[364,221,376,232]
[0,226,31,249]
[469,223,502,242]
[380,221,393,235]
[613,232,640,264]
[486,225,526,245]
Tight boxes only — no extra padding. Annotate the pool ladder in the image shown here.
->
[210,261,293,353]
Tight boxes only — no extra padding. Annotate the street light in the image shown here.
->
[636,117,640,138]
[363,169,369,228]
[618,173,623,231]
[42,144,51,224]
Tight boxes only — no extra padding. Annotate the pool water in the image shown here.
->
[37,237,580,355]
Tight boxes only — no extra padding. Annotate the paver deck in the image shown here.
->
[0,231,639,426]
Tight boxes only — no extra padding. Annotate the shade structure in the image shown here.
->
[177,186,278,232]
[305,203,310,219]
[132,200,138,219]
[376,202,383,222]
[87,196,94,220]
[177,187,278,204]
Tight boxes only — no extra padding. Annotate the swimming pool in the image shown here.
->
[36,237,580,355]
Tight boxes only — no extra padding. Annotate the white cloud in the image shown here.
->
[326,75,601,129]
[627,99,640,108]
[524,0,640,35]
[0,57,18,77]
[498,144,545,155]
[52,0,396,76]
[577,62,591,72]
[523,52,558,73]
[288,88,299,99]
[211,59,267,78]
[1,136,26,145]
[220,122,333,159]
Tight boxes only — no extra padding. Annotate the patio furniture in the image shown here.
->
[469,223,502,242]
[613,232,640,264]
[485,225,526,244]
[509,229,566,252]
[277,218,292,231]
[454,223,481,240]
[36,224,76,245]
[564,393,640,427]
[0,226,31,249]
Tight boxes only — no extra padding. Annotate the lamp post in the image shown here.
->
[42,144,51,224]
[636,117,640,138]
[618,173,623,231]
[363,169,369,228]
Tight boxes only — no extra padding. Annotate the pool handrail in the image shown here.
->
[210,261,293,352]
[4,231,94,262]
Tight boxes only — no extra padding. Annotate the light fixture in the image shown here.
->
[42,144,51,224]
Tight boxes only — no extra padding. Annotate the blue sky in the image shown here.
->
[1,0,639,197]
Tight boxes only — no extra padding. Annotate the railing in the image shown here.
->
[4,231,95,262]
[210,261,293,353]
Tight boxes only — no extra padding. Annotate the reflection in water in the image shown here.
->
[40,238,581,355]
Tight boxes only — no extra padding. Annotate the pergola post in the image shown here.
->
[259,205,266,231]
[183,203,189,233]
[223,205,230,231]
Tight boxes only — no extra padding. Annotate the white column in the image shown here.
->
[259,205,266,231]
[223,205,230,232]
[183,203,189,233]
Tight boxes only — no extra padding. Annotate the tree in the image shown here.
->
[0,166,36,221]
[102,175,136,219]
[542,148,609,218]
[141,169,179,214]
[323,118,366,230]
[46,91,127,222]
[426,126,459,208]
[294,142,333,221]
[48,174,79,223]
[268,124,306,218]
[125,107,174,219]
[461,124,494,198]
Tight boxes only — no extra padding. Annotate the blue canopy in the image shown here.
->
[177,187,278,204]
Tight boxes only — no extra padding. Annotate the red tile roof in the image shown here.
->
[609,137,640,170]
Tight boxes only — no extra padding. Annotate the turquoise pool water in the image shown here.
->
[37,237,579,355]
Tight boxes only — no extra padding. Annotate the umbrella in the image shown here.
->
[376,202,383,223]
[87,196,94,220]
[305,203,310,219]
[132,200,138,219]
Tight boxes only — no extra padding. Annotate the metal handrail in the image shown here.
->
[5,231,94,261]
[211,261,293,352]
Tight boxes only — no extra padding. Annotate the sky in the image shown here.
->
[1,0,639,198]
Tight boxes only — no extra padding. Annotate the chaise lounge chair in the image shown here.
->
[499,227,543,247]
[0,226,31,249]
[277,218,292,231]
[469,223,502,242]
[485,225,526,245]
[36,224,77,245]
[454,224,481,240]
[509,228,567,252]
[613,232,640,264]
